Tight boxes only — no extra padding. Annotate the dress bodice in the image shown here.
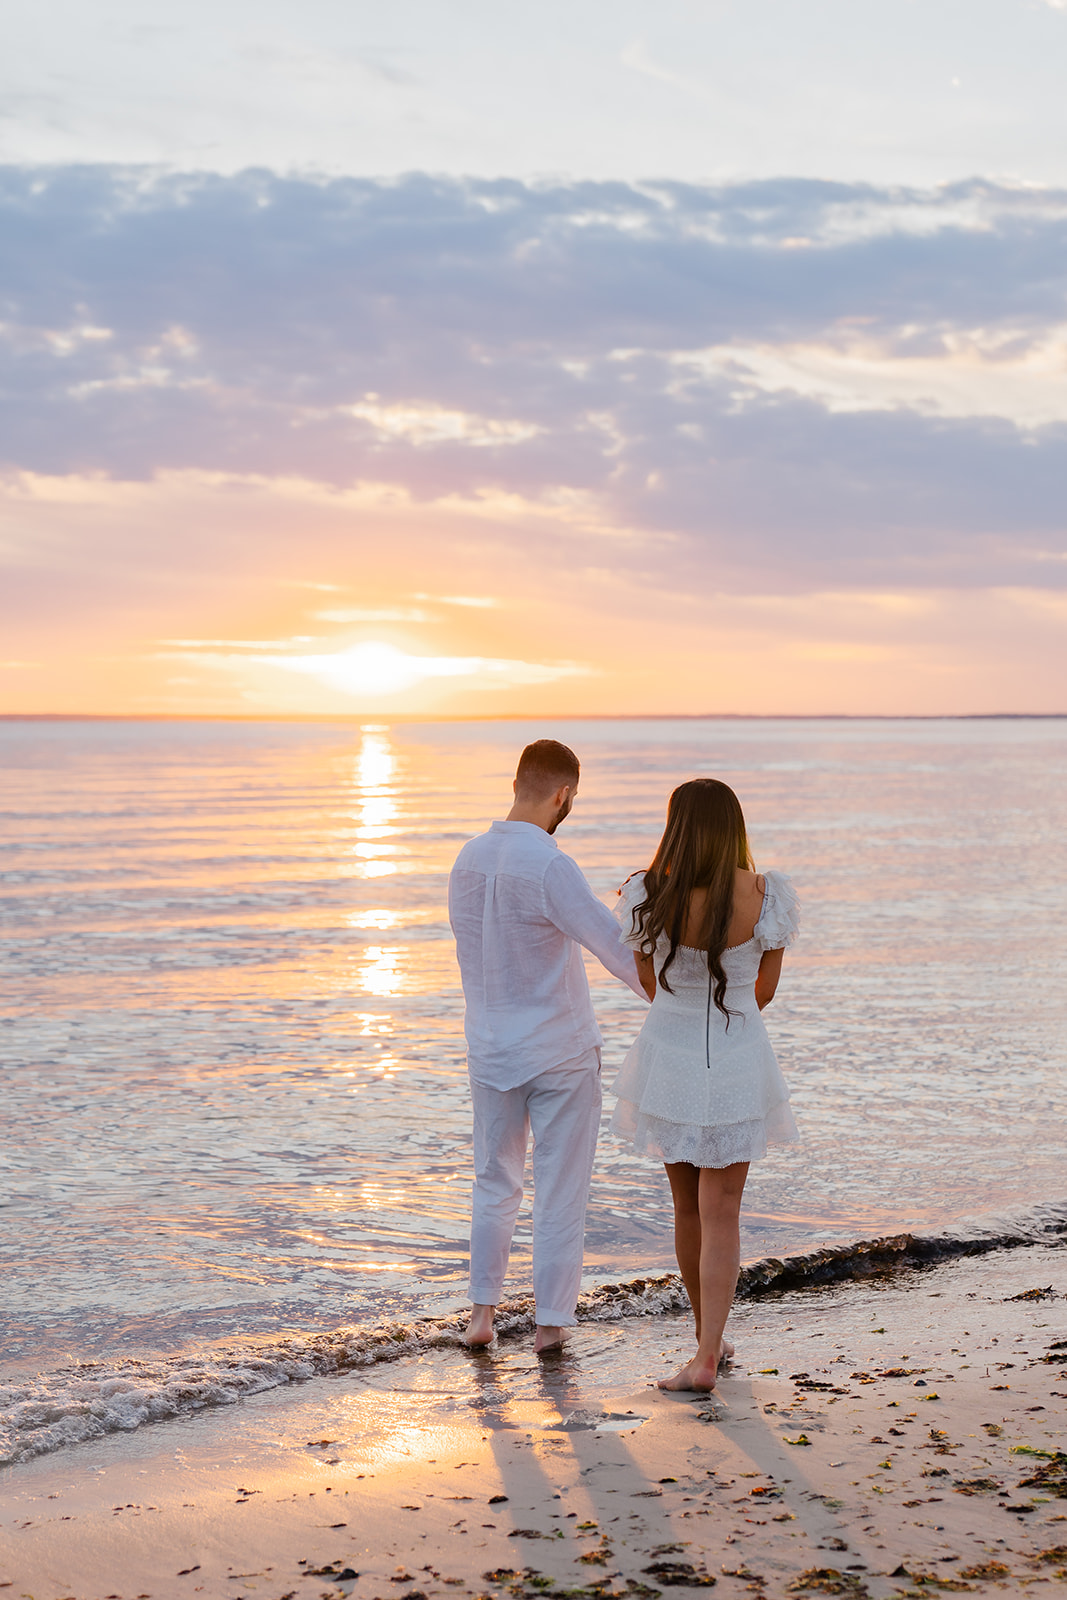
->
[645,940,765,1017]
[614,869,799,993]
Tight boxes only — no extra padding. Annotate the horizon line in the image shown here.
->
[2,711,1065,725]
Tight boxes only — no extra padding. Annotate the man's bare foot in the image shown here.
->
[534,1324,567,1354]
[720,1339,735,1365]
[464,1304,496,1347]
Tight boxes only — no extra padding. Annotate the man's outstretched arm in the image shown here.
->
[543,853,649,1002]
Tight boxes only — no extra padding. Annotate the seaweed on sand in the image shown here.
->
[1016,1450,1067,1497]
[785,1571,869,1597]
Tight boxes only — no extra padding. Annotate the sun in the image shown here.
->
[266,639,586,705]
[312,642,432,696]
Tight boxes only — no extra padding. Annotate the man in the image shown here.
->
[448,738,648,1353]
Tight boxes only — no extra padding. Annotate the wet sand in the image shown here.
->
[2,1245,1065,1600]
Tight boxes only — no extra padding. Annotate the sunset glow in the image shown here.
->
[2,6,1066,718]
[278,641,585,701]
[5,14,1067,1578]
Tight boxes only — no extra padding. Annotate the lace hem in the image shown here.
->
[610,1097,799,1167]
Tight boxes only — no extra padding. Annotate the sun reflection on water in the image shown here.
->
[359,1182,408,1211]
[353,1013,393,1038]
[345,727,408,992]
[361,947,403,998]
[350,726,400,878]
[356,725,393,785]
[347,908,402,931]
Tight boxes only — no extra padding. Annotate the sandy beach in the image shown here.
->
[2,1243,1064,1600]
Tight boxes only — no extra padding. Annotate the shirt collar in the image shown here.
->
[490,819,558,847]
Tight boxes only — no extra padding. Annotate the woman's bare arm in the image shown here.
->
[754,947,784,1010]
[635,949,657,1001]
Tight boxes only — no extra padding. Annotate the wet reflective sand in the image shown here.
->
[4,1244,1065,1598]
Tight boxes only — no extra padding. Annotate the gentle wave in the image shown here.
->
[3,1199,1063,1470]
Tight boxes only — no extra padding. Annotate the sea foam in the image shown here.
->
[3,1200,1063,1470]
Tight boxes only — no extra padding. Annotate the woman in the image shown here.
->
[611,778,799,1391]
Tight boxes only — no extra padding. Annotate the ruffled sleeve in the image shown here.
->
[754,869,800,952]
[614,871,649,950]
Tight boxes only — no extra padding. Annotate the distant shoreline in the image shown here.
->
[2,711,1065,724]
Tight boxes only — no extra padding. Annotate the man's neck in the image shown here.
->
[505,803,552,832]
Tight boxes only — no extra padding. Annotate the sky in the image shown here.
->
[2,0,1066,716]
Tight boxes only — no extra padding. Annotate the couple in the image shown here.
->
[447,739,799,1391]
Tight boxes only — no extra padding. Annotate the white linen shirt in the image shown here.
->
[448,820,646,1090]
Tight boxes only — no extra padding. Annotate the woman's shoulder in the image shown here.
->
[759,867,796,896]
[754,869,800,951]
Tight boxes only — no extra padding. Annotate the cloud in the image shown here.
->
[270,641,588,696]
[314,607,432,622]
[1,164,1067,602]
[147,634,592,713]
[619,39,697,93]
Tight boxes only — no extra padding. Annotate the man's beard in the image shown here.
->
[546,799,571,835]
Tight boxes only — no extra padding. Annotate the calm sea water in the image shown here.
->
[2,717,1065,1387]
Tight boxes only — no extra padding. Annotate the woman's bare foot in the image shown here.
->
[534,1324,567,1354]
[464,1304,496,1347]
[658,1339,733,1391]
[658,1358,718,1391]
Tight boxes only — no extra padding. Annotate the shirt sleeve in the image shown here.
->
[543,852,649,1001]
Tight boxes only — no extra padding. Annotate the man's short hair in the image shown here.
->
[514,738,580,799]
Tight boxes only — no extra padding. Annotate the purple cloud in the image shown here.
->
[2,165,1066,593]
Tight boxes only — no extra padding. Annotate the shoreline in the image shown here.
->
[5,1210,1065,1474]
[2,1243,1064,1600]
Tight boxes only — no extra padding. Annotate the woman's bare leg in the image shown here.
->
[659,1161,748,1391]
[664,1163,702,1341]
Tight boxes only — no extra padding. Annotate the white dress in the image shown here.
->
[610,869,801,1168]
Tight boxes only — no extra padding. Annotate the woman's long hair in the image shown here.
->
[627,778,753,1016]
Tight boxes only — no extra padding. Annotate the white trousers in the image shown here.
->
[468,1049,602,1326]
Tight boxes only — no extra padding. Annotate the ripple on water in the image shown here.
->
[2,716,1066,1386]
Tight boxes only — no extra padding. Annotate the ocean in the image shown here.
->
[2,715,1065,1467]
